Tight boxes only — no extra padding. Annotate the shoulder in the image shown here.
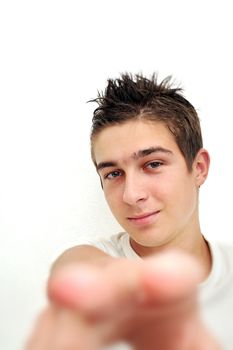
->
[209,240,233,262]
[77,232,140,259]
[201,240,233,292]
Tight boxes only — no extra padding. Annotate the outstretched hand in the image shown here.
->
[25,251,219,350]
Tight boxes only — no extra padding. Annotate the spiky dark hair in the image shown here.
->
[90,73,203,170]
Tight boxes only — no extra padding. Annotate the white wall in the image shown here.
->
[0,1,233,349]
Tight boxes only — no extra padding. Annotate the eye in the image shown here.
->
[104,170,122,180]
[146,161,163,169]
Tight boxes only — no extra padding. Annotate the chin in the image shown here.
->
[130,229,172,248]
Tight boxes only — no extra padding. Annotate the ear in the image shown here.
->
[192,148,210,187]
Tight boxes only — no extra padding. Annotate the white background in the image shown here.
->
[0,1,233,349]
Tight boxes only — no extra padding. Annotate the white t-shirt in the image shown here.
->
[81,232,233,349]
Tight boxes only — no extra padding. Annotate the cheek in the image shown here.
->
[104,190,121,214]
[167,179,197,216]
[151,185,169,202]
[149,175,173,200]
[155,173,196,207]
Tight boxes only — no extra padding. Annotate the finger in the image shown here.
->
[141,250,202,303]
[48,251,202,318]
[48,258,142,314]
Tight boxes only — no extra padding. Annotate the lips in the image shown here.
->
[127,211,160,225]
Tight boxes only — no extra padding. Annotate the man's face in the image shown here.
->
[93,120,205,253]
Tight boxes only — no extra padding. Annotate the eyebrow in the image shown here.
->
[135,146,173,159]
[96,146,173,172]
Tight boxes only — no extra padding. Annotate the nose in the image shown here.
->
[122,174,148,205]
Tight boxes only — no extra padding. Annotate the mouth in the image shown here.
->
[127,211,160,225]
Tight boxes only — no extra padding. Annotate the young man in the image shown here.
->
[26,73,233,349]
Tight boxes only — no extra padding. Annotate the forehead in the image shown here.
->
[92,120,181,164]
